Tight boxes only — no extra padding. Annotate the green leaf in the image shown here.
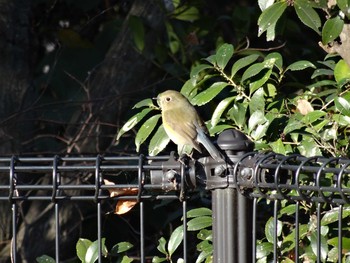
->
[135,114,161,152]
[181,80,197,98]
[187,207,212,218]
[270,139,287,155]
[133,98,155,109]
[284,117,304,134]
[294,0,321,34]
[337,0,350,12]
[322,16,344,44]
[228,103,248,129]
[85,238,107,263]
[285,60,316,71]
[301,110,326,124]
[211,96,235,127]
[265,52,283,71]
[335,96,350,116]
[191,82,229,106]
[258,0,275,11]
[231,54,260,77]
[128,16,145,52]
[116,108,153,140]
[190,64,214,85]
[297,135,322,157]
[196,250,212,263]
[216,43,234,69]
[249,68,272,94]
[241,63,265,82]
[157,237,167,255]
[310,232,328,261]
[257,2,288,38]
[197,229,212,241]
[111,242,134,254]
[334,59,350,84]
[77,238,92,262]
[328,237,350,248]
[168,225,184,257]
[248,110,266,133]
[148,124,171,156]
[152,256,167,263]
[187,216,213,231]
[121,255,134,263]
[36,255,56,263]
[256,242,273,259]
[173,6,199,21]
[250,88,265,114]
[321,207,350,225]
[279,204,296,216]
[265,217,282,244]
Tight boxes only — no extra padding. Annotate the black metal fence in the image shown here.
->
[1,130,350,262]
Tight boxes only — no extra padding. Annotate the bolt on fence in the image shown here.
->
[0,129,350,262]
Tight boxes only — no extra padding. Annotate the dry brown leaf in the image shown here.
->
[296,99,314,115]
[104,179,139,214]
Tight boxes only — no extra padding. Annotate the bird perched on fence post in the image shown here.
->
[156,90,225,162]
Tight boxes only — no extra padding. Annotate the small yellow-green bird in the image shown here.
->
[157,90,224,162]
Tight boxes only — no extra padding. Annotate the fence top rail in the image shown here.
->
[0,153,349,204]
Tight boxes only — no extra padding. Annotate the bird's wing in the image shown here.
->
[163,110,201,152]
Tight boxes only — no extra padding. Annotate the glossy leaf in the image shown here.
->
[152,256,167,263]
[297,136,322,157]
[191,82,229,106]
[157,237,167,255]
[133,98,156,109]
[77,238,92,262]
[187,216,212,231]
[148,124,170,156]
[196,250,212,263]
[249,68,272,94]
[256,242,273,259]
[265,217,282,244]
[197,229,212,241]
[211,96,235,127]
[187,207,212,218]
[301,110,326,124]
[228,103,248,128]
[168,225,184,257]
[241,63,265,82]
[111,242,134,254]
[310,232,328,262]
[258,0,275,11]
[116,108,153,140]
[190,64,214,84]
[294,0,321,34]
[285,60,316,71]
[231,54,260,77]
[36,255,56,263]
[121,255,134,263]
[135,114,161,152]
[248,110,266,133]
[337,0,350,12]
[321,207,350,225]
[322,16,344,44]
[216,43,234,69]
[334,96,350,116]
[257,2,288,37]
[334,59,350,84]
[85,238,107,263]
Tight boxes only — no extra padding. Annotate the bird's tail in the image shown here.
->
[196,129,225,162]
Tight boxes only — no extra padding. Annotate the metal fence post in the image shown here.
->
[206,129,254,263]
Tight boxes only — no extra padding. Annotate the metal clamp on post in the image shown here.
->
[149,152,197,192]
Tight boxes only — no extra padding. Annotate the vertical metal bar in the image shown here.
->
[10,156,17,263]
[12,203,17,263]
[252,197,257,262]
[295,202,299,262]
[237,191,252,263]
[338,205,343,262]
[317,202,321,263]
[55,203,60,263]
[140,201,145,263]
[97,202,102,263]
[273,200,279,263]
[183,200,187,263]
[52,156,60,263]
[212,188,236,263]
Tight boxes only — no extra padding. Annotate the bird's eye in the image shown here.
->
[165,97,171,102]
